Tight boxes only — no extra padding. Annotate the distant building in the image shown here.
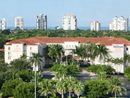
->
[0,18,7,30]
[91,21,101,31]
[15,17,24,30]
[62,14,77,30]
[109,16,128,31]
[36,14,47,30]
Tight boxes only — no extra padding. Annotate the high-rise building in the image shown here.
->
[36,14,47,30]
[91,21,101,31]
[109,16,128,31]
[0,18,7,30]
[15,17,24,30]
[62,14,77,30]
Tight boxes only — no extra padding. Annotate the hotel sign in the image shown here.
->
[113,44,124,48]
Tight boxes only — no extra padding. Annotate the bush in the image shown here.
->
[1,79,23,97]
[124,66,130,81]
[14,82,34,98]
[84,80,109,98]
[87,65,115,75]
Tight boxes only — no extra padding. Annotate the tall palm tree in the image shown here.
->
[73,80,84,98]
[39,79,55,98]
[56,79,66,98]
[48,44,63,63]
[30,53,42,98]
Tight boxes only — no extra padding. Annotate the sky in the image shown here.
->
[0,0,130,27]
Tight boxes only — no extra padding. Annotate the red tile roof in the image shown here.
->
[0,49,4,52]
[6,36,130,46]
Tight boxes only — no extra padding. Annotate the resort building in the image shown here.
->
[109,16,128,31]
[91,21,101,31]
[0,18,7,30]
[62,14,77,30]
[36,14,47,30]
[15,16,24,30]
[4,37,130,73]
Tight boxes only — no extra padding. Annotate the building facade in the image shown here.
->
[36,14,47,30]
[0,18,7,30]
[4,37,130,73]
[62,14,77,30]
[15,17,24,30]
[91,21,101,31]
[109,16,128,31]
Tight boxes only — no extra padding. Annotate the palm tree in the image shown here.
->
[48,44,63,63]
[96,44,109,64]
[30,53,42,98]
[73,80,84,98]
[66,76,76,98]
[85,43,98,63]
[109,77,127,98]
[56,79,66,98]
[74,44,87,60]
[39,79,55,98]
[111,85,126,98]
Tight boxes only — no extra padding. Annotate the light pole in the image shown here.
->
[33,64,38,98]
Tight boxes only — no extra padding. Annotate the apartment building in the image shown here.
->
[4,37,130,73]
[109,16,128,31]
[0,18,7,30]
[36,14,47,30]
[62,14,77,30]
[15,16,24,30]
[91,21,101,31]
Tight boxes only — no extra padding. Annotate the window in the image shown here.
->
[8,52,11,60]
[8,47,10,50]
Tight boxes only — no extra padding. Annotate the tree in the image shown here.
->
[56,79,66,98]
[39,79,56,98]
[96,44,109,63]
[48,44,63,63]
[16,70,34,82]
[14,82,34,98]
[125,66,130,80]
[1,79,23,97]
[85,79,109,98]
[51,64,80,79]
[110,85,126,98]
[74,44,87,60]
[10,58,31,71]
[108,77,126,98]
[65,76,76,98]
[73,80,84,98]
[30,53,42,98]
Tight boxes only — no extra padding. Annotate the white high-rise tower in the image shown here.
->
[0,18,7,30]
[91,21,101,31]
[15,17,24,30]
[36,14,47,30]
[62,14,77,30]
[109,16,128,31]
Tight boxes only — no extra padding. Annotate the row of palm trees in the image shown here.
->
[38,76,84,98]
[47,43,130,67]
[48,43,110,65]
[38,73,126,98]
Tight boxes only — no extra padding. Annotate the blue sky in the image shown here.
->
[1,0,130,27]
